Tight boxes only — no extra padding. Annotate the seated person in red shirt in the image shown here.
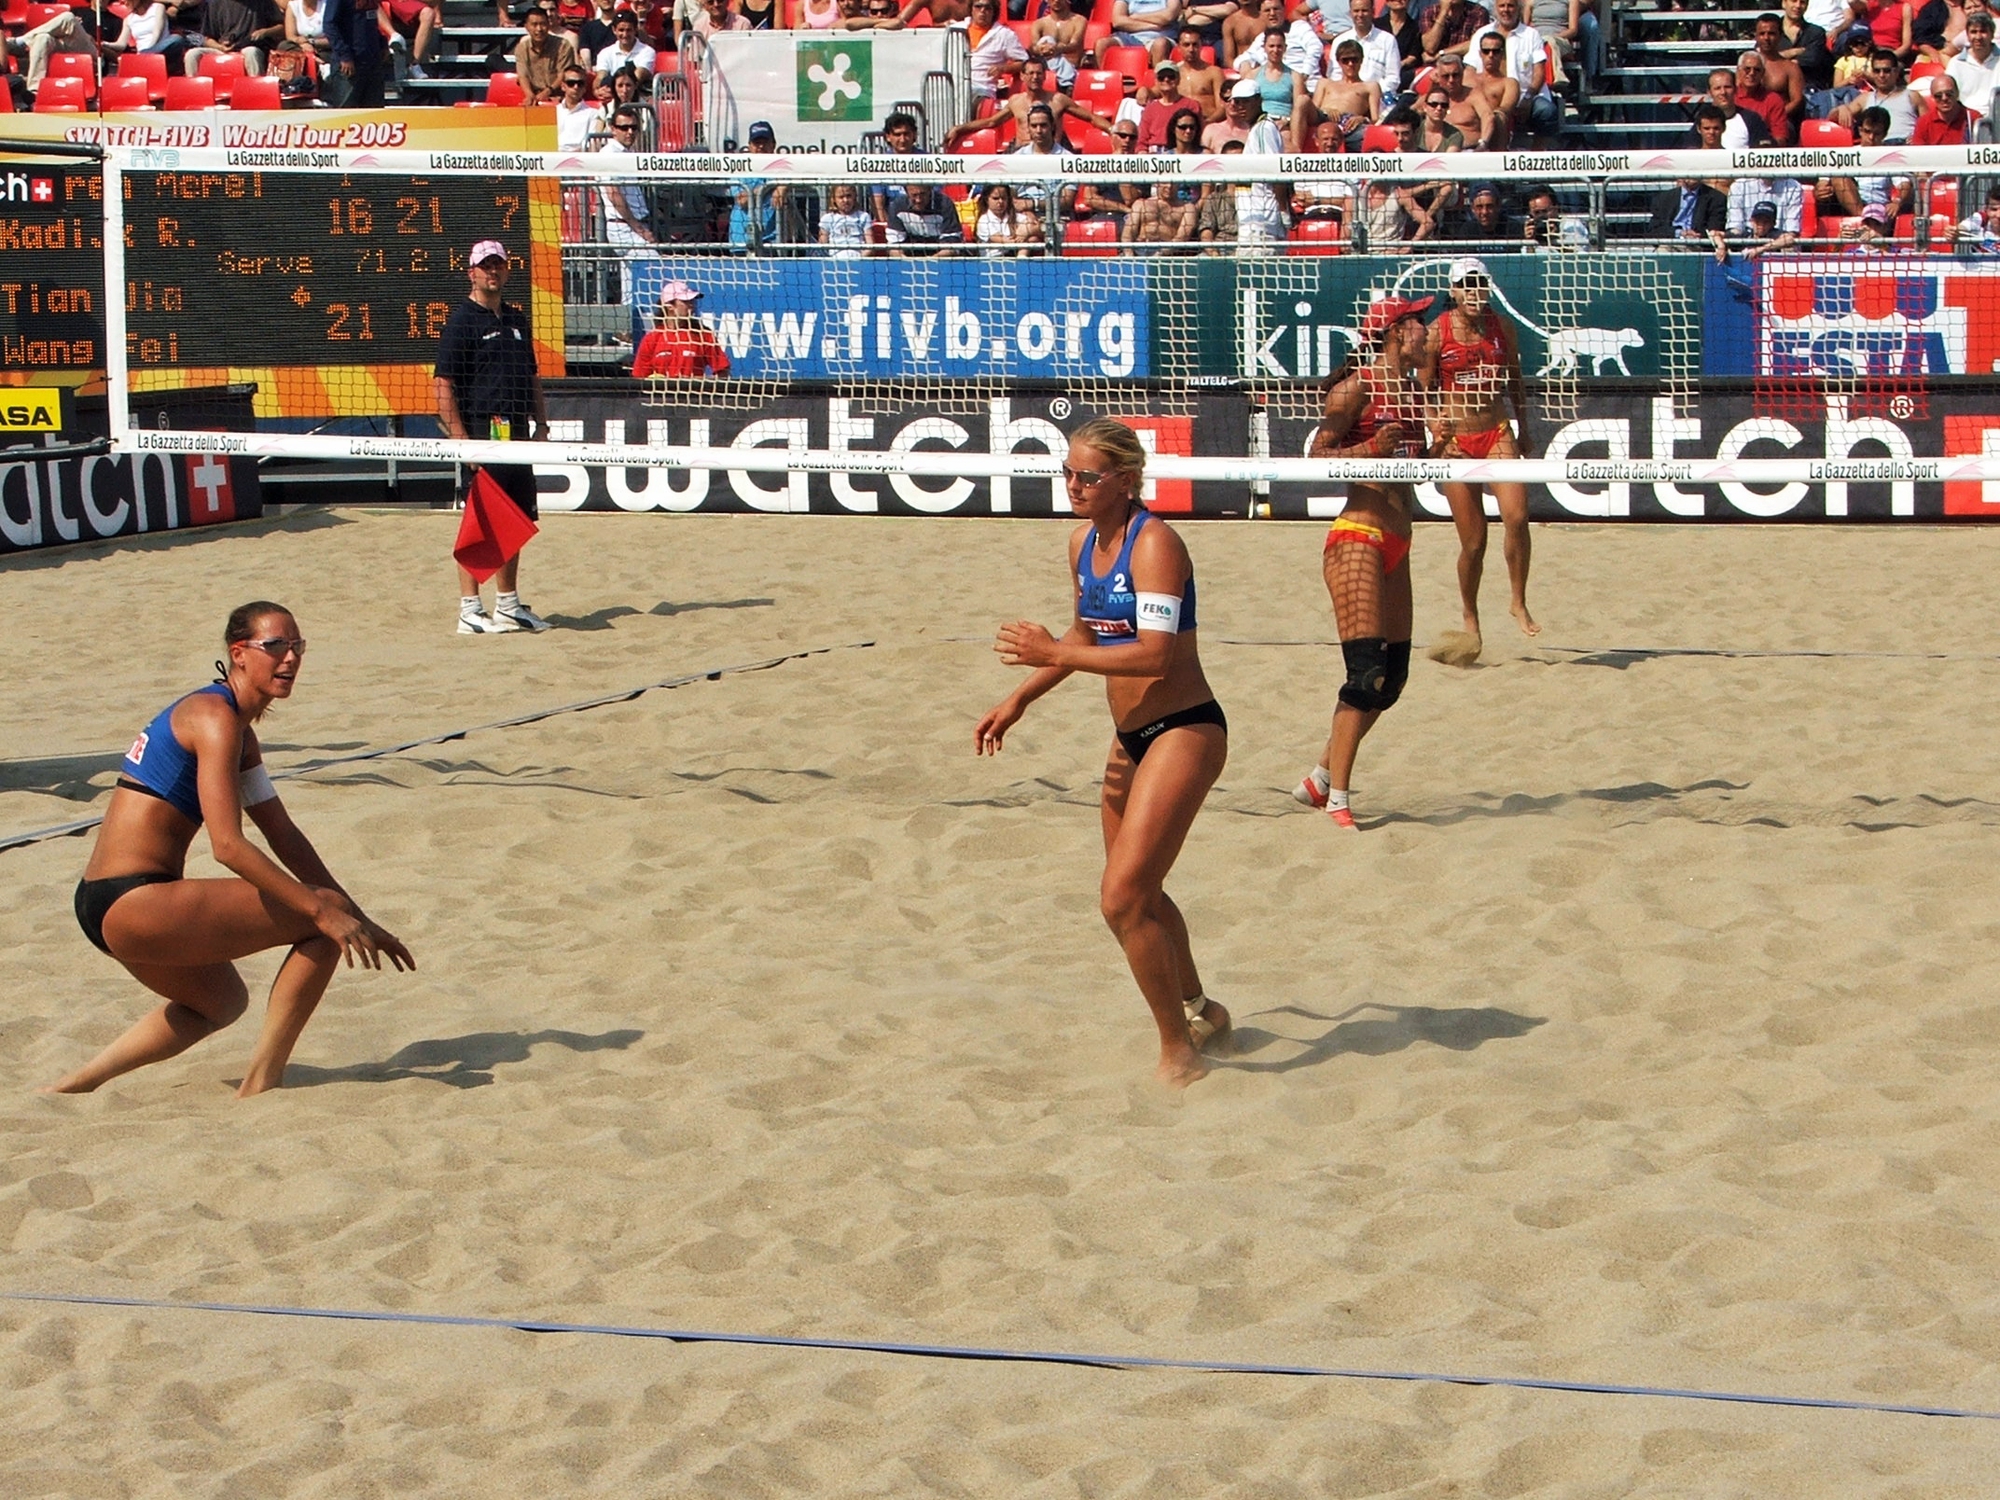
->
[1912,73,1989,142]
[633,280,730,378]
[1735,50,1795,144]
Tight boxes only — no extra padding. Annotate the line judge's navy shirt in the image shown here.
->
[434,297,538,427]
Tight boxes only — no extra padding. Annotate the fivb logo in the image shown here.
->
[797,38,872,123]
[1,173,56,205]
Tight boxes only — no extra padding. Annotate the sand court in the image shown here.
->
[5,511,2000,1493]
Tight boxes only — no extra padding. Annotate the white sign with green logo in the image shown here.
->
[704,32,952,151]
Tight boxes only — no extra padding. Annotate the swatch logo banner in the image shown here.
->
[1759,260,2000,379]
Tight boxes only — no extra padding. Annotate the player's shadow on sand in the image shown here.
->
[0,752,128,803]
[1360,778,1751,828]
[1224,1003,1544,1073]
[544,599,775,630]
[275,1028,644,1089]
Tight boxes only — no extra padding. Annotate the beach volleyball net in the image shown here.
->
[99,144,2000,490]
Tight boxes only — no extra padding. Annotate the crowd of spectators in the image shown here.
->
[9,0,1998,254]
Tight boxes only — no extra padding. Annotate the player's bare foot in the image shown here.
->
[1512,602,1541,637]
[1157,1046,1210,1088]
[36,1078,93,1095]
[1428,629,1482,667]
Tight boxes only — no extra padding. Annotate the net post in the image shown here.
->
[102,145,130,454]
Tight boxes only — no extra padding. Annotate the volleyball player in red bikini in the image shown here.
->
[1294,295,1433,829]
[1424,256,1537,665]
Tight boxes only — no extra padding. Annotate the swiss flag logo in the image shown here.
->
[183,453,236,523]
[29,178,53,204]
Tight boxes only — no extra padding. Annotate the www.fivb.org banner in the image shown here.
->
[628,259,1151,382]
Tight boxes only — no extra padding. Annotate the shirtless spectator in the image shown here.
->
[1469,29,1521,146]
[1104,0,1182,64]
[1429,48,1498,148]
[1736,51,1796,143]
[1311,36,1383,150]
[1137,59,1203,144]
[1124,179,1198,247]
[1196,139,1244,248]
[1752,13,1810,122]
[942,57,1116,147]
[1030,0,1087,89]
[1224,0,1284,65]
[1173,22,1229,120]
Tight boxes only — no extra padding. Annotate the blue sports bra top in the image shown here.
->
[1077,509,1198,645]
[121,683,237,825]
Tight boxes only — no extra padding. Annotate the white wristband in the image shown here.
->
[1135,592,1182,634]
[240,764,278,807]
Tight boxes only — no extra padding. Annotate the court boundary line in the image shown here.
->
[3,1290,1994,1422]
[0,642,875,856]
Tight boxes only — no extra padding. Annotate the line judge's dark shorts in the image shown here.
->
[470,461,539,522]
[1115,700,1227,766]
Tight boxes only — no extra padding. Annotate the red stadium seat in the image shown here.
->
[24,1,67,25]
[1818,213,1857,240]
[163,74,214,110]
[1931,179,1958,218]
[1004,19,1036,50]
[1101,44,1150,77]
[229,74,281,108]
[118,52,171,101]
[45,51,96,101]
[32,75,86,111]
[1361,123,1399,151]
[1892,211,1915,239]
[953,126,999,153]
[98,74,154,110]
[1073,67,1122,117]
[1289,218,1345,255]
[1063,218,1120,255]
[1799,192,1818,240]
[194,50,246,101]
[1065,118,1113,153]
[0,0,29,29]
[485,71,524,105]
[1083,18,1110,55]
[1800,118,1852,146]
[1910,59,1945,80]
[0,76,13,113]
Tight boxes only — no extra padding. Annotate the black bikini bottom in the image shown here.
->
[1116,700,1228,766]
[75,873,174,956]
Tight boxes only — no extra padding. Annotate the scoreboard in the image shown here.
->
[124,171,539,369]
[2,166,563,414]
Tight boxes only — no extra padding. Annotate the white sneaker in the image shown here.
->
[1292,772,1329,809]
[458,608,505,634]
[493,600,551,633]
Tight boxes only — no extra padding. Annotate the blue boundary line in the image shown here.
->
[5,1291,1995,1422]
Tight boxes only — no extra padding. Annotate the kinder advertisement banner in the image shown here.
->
[0,108,553,153]
[1266,381,2000,522]
[0,440,259,554]
[631,259,1151,381]
[1755,259,2000,381]
[701,32,957,152]
[1177,254,1706,384]
[527,388,1246,515]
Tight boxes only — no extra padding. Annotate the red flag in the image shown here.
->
[452,467,539,584]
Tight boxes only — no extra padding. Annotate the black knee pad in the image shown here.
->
[1338,636,1393,712]
[1382,640,1411,708]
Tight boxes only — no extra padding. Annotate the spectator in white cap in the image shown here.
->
[632,280,731,378]
[435,240,551,635]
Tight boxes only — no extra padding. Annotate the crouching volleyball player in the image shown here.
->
[45,603,413,1098]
